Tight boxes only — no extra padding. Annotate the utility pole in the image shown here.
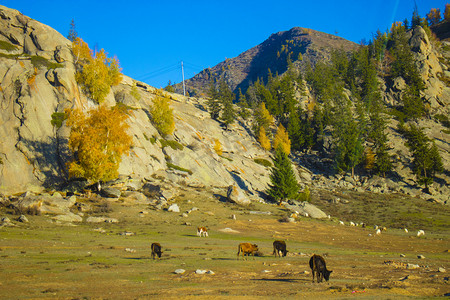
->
[181,61,186,96]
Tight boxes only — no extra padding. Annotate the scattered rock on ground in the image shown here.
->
[167,203,180,213]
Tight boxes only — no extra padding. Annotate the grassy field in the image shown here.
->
[0,188,449,299]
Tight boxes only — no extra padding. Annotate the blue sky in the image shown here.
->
[1,0,447,88]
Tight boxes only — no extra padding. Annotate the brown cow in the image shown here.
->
[197,226,208,237]
[151,243,162,259]
[237,243,259,260]
[309,254,332,283]
[272,240,288,257]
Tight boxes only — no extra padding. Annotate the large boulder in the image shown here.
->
[227,184,251,206]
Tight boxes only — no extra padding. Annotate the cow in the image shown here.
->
[309,254,332,283]
[151,243,162,259]
[237,243,259,260]
[272,240,288,257]
[197,226,208,237]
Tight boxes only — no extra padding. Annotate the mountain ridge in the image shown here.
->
[175,27,359,96]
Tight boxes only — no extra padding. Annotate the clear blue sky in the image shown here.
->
[2,0,447,88]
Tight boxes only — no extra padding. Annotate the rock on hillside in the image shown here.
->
[176,27,358,96]
[0,5,271,196]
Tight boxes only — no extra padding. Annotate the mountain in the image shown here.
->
[174,27,359,96]
[0,5,448,206]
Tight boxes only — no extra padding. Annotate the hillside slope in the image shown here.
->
[0,5,271,196]
[175,27,358,96]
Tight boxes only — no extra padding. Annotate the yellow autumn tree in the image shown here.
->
[254,102,274,133]
[214,139,223,156]
[258,126,271,151]
[273,124,291,155]
[364,147,376,172]
[426,8,441,25]
[149,89,175,136]
[66,105,132,191]
[72,37,91,65]
[73,38,122,103]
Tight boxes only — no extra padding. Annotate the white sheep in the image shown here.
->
[404,228,408,233]
[417,230,425,237]
[376,229,381,235]
[350,221,356,226]
[339,221,345,225]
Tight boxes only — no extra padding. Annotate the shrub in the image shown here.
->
[130,83,141,100]
[149,90,175,136]
[159,139,183,150]
[0,40,18,52]
[298,186,311,202]
[254,158,272,168]
[167,162,193,175]
[51,112,67,129]
[30,56,63,70]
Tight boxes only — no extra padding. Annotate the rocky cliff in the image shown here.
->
[0,5,272,196]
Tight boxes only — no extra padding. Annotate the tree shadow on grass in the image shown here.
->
[253,278,307,283]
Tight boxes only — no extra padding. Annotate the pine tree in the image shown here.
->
[217,79,235,129]
[426,8,441,25]
[287,108,304,151]
[67,18,78,42]
[266,146,300,203]
[206,80,221,120]
[237,88,250,119]
[402,124,444,189]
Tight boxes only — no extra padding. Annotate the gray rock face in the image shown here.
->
[284,201,327,219]
[227,184,251,206]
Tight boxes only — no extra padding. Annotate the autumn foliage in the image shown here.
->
[213,139,223,156]
[258,127,271,151]
[273,124,291,155]
[66,106,132,188]
[149,89,175,137]
[72,37,122,103]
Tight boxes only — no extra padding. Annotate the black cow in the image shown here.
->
[309,254,332,283]
[151,243,162,259]
[272,240,288,257]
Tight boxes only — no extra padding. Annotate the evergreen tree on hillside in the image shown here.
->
[207,80,221,120]
[217,79,235,129]
[287,108,304,152]
[331,96,364,177]
[237,88,250,119]
[401,124,444,189]
[266,146,300,203]
[67,19,78,42]
[253,102,274,136]
[389,23,426,119]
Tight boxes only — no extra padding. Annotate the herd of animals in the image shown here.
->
[150,227,332,283]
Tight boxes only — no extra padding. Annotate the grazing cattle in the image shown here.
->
[151,243,162,259]
[309,254,332,283]
[272,240,288,257]
[197,227,208,237]
[237,243,259,260]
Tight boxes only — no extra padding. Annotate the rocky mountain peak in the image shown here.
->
[175,26,358,97]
